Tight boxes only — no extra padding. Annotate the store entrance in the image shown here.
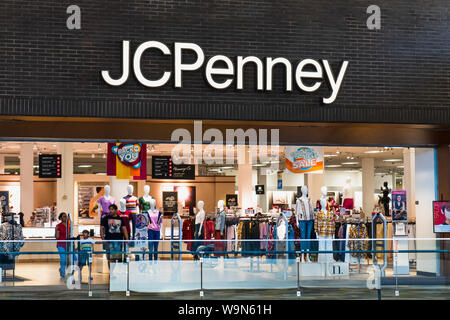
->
[0,138,444,278]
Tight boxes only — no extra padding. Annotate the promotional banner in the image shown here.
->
[226,194,238,208]
[163,191,178,215]
[392,190,407,221]
[285,146,323,174]
[107,143,147,180]
[433,201,450,233]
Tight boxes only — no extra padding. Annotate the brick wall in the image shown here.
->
[0,0,449,124]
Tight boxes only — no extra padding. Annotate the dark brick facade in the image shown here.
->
[0,0,449,124]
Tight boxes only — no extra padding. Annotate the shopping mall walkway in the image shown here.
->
[0,261,448,300]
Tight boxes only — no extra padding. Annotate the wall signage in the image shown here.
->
[101,41,349,104]
[392,190,407,222]
[433,201,450,233]
[163,191,178,215]
[285,146,323,174]
[39,154,62,178]
[255,185,265,195]
[152,156,195,180]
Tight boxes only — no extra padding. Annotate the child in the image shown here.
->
[78,230,95,280]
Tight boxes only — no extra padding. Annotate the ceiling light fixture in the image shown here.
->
[341,162,359,165]
[383,159,402,162]
[325,165,342,168]
[78,165,92,168]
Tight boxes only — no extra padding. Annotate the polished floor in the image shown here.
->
[0,260,447,300]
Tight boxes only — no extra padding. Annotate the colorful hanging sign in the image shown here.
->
[285,146,323,174]
[107,143,147,180]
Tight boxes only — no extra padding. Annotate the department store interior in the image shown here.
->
[0,141,440,275]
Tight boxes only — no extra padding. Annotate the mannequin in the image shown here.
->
[139,185,153,213]
[147,199,162,261]
[296,186,314,262]
[214,200,226,256]
[320,186,327,211]
[379,182,391,216]
[98,185,116,219]
[315,186,335,263]
[134,197,150,261]
[193,200,205,257]
[342,177,355,212]
[123,185,138,238]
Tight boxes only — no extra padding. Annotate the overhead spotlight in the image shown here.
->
[103,154,106,159]
[91,154,95,158]
[151,145,155,152]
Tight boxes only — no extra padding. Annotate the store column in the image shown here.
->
[306,173,324,205]
[257,169,268,212]
[403,148,416,221]
[237,146,254,211]
[20,143,34,219]
[56,143,74,223]
[362,158,375,218]
[0,154,5,174]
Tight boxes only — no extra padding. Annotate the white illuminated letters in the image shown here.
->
[101,40,130,86]
[205,55,234,89]
[133,41,171,87]
[101,40,349,104]
[174,43,205,88]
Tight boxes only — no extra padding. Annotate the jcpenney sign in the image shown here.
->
[101,41,349,104]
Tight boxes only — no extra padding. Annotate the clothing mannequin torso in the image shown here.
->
[123,194,138,214]
[148,209,162,231]
[298,197,313,221]
[139,195,153,213]
[99,196,116,218]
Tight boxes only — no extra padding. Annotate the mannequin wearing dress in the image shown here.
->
[98,185,116,219]
[315,186,335,263]
[297,186,314,262]
[139,185,153,213]
[342,177,355,212]
[214,200,226,256]
[134,189,151,261]
[147,199,162,261]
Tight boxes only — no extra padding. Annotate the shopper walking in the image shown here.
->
[100,204,129,269]
[55,212,68,278]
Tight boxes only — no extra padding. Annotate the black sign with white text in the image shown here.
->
[39,154,62,178]
[152,156,195,180]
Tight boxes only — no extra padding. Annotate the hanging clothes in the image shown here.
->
[203,219,215,245]
[348,224,369,259]
[226,224,236,252]
[333,221,341,261]
[288,214,301,251]
[182,218,194,251]
[267,224,276,259]
[259,222,268,250]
